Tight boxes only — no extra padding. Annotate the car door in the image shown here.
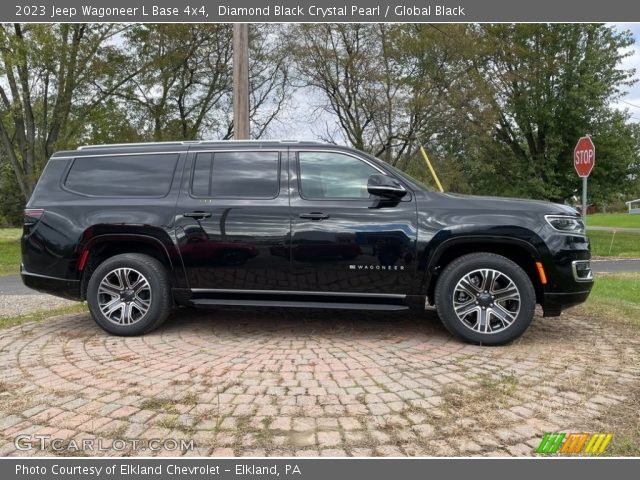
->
[174,148,291,291]
[289,149,418,295]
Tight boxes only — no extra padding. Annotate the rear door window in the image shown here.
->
[191,151,280,199]
[64,153,179,197]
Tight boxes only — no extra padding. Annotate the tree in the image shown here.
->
[117,24,234,141]
[292,24,378,152]
[292,23,639,202]
[246,24,292,139]
[117,24,291,141]
[0,23,137,198]
[291,24,492,169]
[470,24,638,202]
[1,22,637,212]
[391,24,496,188]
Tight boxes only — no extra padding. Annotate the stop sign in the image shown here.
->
[574,136,595,177]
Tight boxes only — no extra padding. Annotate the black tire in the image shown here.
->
[434,252,536,346]
[87,253,172,336]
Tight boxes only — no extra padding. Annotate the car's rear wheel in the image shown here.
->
[434,252,536,345]
[87,253,171,336]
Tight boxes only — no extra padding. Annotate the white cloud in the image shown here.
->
[611,23,640,122]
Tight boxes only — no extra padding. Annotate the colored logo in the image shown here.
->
[536,432,613,455]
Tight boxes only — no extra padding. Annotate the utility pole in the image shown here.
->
[233,23,250,140]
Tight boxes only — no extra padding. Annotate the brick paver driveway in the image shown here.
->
[1,307,638,457]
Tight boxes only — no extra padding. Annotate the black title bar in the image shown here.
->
[5,0,640,22]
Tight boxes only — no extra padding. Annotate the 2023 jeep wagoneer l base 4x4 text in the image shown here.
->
[21,141,593,344]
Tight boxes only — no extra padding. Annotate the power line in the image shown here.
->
[620,99,640,109]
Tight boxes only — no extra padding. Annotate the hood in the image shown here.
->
[432,192,578,216]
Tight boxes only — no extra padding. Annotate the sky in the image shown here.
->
[611,23,640,122]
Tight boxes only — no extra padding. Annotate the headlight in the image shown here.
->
[545,215,585,234]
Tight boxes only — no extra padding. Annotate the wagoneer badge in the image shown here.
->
[349,265,405,271]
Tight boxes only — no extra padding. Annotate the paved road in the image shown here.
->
[588,226,640,233]
[0,307,638,457]
[591,259,640,273]
[0,275,33,295]
[2,257,639,297]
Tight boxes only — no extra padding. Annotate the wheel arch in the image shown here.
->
[78,231,183,301]
[424,235,545,305]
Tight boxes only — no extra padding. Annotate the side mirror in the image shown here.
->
[367,174,407,199]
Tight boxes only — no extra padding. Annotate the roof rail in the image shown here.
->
[78,141,188,150]
[77,139,323,150]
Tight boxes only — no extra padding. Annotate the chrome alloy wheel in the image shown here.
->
[452,268,521,334]
[97,268,151,325]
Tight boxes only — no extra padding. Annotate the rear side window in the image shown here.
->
[191,151,280,198]
[64,154,178,197]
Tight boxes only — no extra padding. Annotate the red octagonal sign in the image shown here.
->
[574,136,595,177]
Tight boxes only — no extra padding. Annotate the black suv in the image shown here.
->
[21,141,593,344]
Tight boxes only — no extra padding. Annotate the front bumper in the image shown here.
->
[21,265,81,301]
[537,229,594,317]
[542,289,592,317]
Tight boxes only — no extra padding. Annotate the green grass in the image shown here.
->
[606,426,640,457]
[0,228,21,276]
[588,230,640,257]
[582,272,640,456]
[586,214,640,257]
[585,273,640,327]
[0,304,87,330]
[0,228,22,241]
[587,213,640,228]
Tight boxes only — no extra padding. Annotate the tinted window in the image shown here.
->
[65,154,178,197]
[298,152,378,199]
[191,151,279,198]
[192,153,213,197]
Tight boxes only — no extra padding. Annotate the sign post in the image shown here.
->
[582,176,588,224]
[573,136,596,224]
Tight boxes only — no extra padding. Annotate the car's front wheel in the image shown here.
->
[87,253,172,336]
[434,253,536,345]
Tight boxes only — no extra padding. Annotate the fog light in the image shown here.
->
[571,260,593,282]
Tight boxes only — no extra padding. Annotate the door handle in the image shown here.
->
[299,212,330,220]
[183,211,212,220]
